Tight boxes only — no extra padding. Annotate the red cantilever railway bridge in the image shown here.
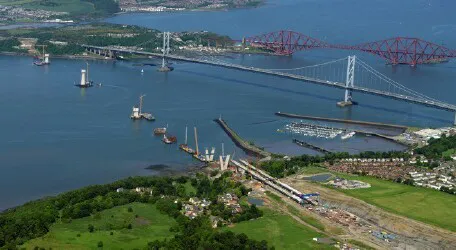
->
[214,30,456,66]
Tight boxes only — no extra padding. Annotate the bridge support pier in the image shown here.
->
[158,31,173,72]
[337,56,356,108]
[337,89,353,107]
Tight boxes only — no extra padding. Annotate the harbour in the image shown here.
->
[1,0,455,211]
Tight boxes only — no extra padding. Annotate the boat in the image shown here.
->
[154,127,167,135]
[130,94,155,121]
[179,126,195,154]
[162,134,177,144]
[141,69,144,73]
[341,131,356,140]
[191,127,207,162]
[33,45,50,66]
[141,113,155,121]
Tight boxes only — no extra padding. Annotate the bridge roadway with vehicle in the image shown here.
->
[82,45,456,114]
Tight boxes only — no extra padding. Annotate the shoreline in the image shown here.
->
[0,51,117,61]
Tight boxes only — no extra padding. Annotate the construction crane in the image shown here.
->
[34,45,50,66]
[35,45,47,58]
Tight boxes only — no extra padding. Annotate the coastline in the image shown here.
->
[0,51,117,61]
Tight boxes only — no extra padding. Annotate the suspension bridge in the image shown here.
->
[82,31,456,125]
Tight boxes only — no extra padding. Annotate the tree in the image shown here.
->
[128,206,133,213]
[127,223,132,229]
[97,241,103,248]
[88,224,95,233]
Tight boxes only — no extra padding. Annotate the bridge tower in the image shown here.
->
[158,31,172,72]
[337,55,356,107]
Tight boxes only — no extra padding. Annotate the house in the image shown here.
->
[200,199,211,208]
[189,197,200,204]
[116,188,125,193]
[210,216,223,228]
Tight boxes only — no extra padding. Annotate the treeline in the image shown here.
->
[149,195,268,250]
[147,216,270,250]
[148,194,266,249]
[415,134,456,159]
[0,174,265,249]
[4,24,163,55]
[0,176,178,248]
[0,38,25,53]
[44,43,85,56]
[180,32,234,47]
[261,151,411,178]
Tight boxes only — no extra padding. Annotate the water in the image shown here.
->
[248,197,264,206]
[303,174,333,182]
[2,0,456,210]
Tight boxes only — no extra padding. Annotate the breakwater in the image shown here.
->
[214,118,270,158]
[292,139,332,154]
[276,112,407,132]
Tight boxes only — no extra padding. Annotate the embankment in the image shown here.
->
[214,118,270,158]
[275,112,407,132]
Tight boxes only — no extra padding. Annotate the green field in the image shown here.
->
[442,148,456,158]
[22,202,334,249]
[0,0,94,14]
[23,203,175,250]
[227,209,333,250]
[303,167,456,232]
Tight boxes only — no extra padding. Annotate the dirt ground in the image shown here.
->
[281,176,456,250]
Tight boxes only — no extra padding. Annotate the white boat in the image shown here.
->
[341,131,356,140]
[141,69,144,73]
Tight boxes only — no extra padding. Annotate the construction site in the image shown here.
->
[279,174,456,250]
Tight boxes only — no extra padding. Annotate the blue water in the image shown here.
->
[1,0,455,210]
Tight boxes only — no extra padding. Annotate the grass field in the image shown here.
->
[183,181,196,195]
[227,208,333,250]
[23,203,175,250]
[302,167,456,232]
[442,148,456,157]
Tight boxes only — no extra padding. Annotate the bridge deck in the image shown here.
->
[82,45,456,112]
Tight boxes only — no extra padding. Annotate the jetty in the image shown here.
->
[292,139,332,154]
[275,112,407,131]
[130,94,155,121]
[214,117,270,158]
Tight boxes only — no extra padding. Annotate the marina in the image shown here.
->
[282,122,344,139]
[275,112,408,132]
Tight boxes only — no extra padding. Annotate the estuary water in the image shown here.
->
[2,0,456,210]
